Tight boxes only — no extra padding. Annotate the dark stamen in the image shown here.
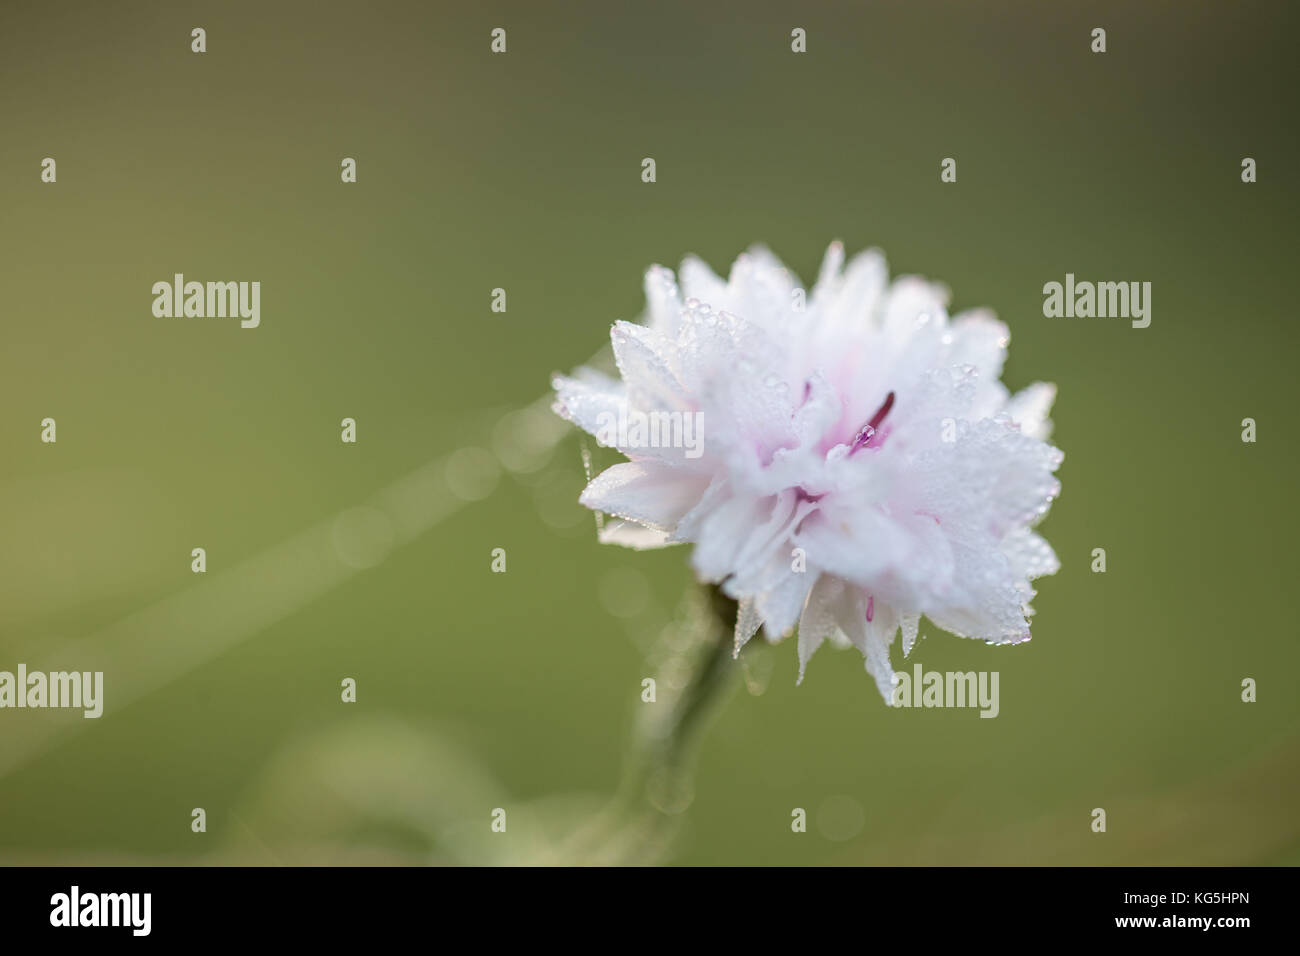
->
[867,391,895,431]
[851,391,895,452]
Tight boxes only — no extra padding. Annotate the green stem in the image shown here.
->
[611,584,739,860]
[560,584,740,864]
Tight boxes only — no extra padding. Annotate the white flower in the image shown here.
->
[553,242,1062,700]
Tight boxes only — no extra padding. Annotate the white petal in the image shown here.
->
[757,565,815,640]
[809,240,846,305]
[678,254,729,307]
[944,309,1009,384]
[1001,527,1060,582]
[900,613,921,657]
[1004,382,1057,441]
[551,372,626,442]
[881,275,949,339]
[821,247,888,332]
[610,320,688,411]
[597,520,673,550]
[794,506,910,588]
[910,417,1062,538]
[733,598,763,656]
[727,247,798,332]
[579,461,710,531]
[861,603,900,701]
[925,531,1033,645]
[692,493,791,584]
[670,476,730,542]
[792,371,841,448]
[643,264,683,337]
[796,575,842,683]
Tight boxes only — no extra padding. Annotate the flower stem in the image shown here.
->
[569,584,739,863]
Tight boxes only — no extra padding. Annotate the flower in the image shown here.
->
[552,242,1062,700]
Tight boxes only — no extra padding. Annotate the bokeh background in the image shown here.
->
[1,0,1297,865]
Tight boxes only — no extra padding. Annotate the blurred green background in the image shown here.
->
[1,0,1297,865]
